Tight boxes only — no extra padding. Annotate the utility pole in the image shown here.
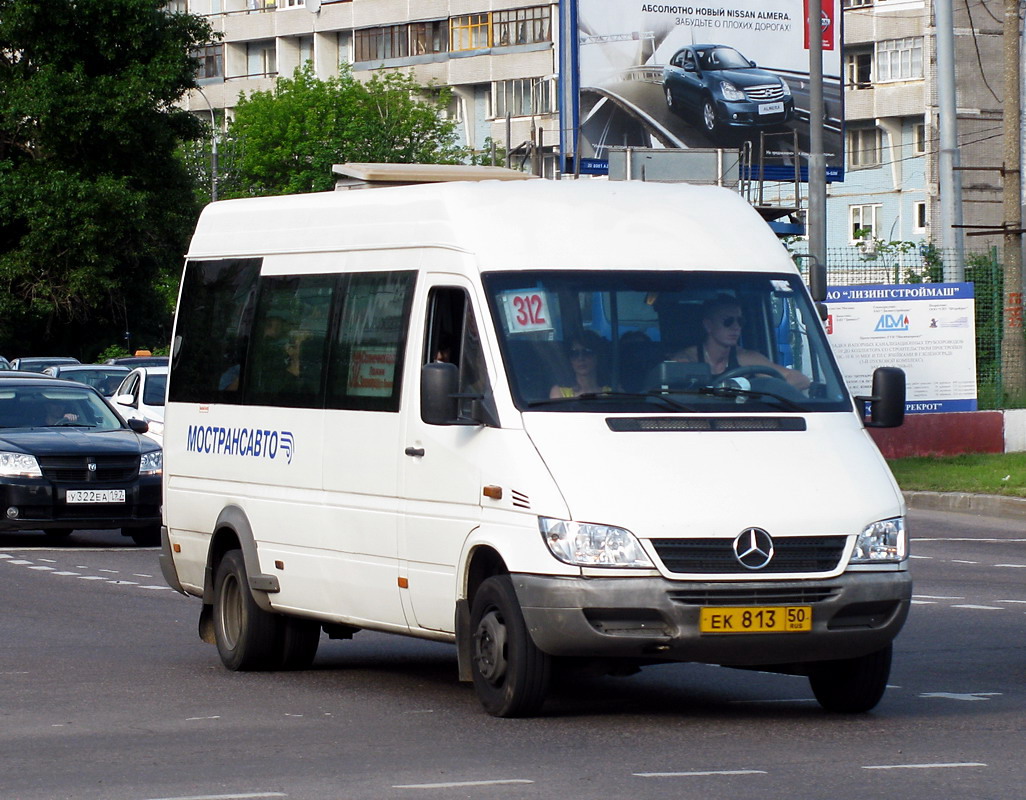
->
[807,0,827,302]
[935,0,965,280]
[999,0,1025,399]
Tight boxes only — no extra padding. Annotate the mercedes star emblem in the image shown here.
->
[733,528,774,570]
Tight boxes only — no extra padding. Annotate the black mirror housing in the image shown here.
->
[128,418,150,434]
[860,367,905,428]
[421,362,460,425]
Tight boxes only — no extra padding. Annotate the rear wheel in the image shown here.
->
[470,575,551,717]
[279,617,321,670]
[212,549,283,671]
[809,643,892,713]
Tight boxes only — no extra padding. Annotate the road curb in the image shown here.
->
[903,490,1026,521]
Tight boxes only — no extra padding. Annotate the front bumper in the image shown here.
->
[0,475,162,532]
[513,570,911,666]
[717,98,794,128]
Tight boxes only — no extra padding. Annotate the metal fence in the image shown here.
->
[789,244,1007,409]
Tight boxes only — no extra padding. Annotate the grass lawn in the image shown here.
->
[887,452,1026,497]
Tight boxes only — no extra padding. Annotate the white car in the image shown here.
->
[111,366,167,443]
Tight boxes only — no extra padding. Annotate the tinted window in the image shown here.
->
[143,374,167,407]
[169,258,261,404]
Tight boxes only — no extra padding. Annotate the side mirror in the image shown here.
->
[683,62,696,72]
[127,418,150,434]
[421,362,460,425]
[749,59,757,67]
[114,393,134,406]
[857,367,905,428]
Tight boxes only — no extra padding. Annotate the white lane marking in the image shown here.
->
[994,564,1026,568]
[134,573,154,578]
[951,560,978,564]
[916,537,1026,543]
[109,580,139,586]
[997,599,1026,604]
[141,585,172,590]
[141,794,286,800]
[635,770,767,777]
[910,600,935,605]
[394,780,534,789]
[186,716,221,721]
[863,762,986,770]
[915,595,965,600]
[78,575,108,581]
[951,604,1003,610]
[39,558,56,563]
[920,692,1001,701]
[8,559,34,565]
[29,566,54,571]
[52,571,79,576]
[99,568,119,574]
[0,553,12,559]
[910,555,932,559]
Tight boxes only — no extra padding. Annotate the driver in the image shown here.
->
[671,295,811,391]
[43,402,79,425]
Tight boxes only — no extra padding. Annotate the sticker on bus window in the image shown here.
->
[501,290,554,334]
[348,347,396,396]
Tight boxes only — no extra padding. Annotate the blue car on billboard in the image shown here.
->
[662,44,794,136]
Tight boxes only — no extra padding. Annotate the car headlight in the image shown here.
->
[0,451,42,478]
[719,80,746,101]
[139,450,163,476]
[779,78,792,96]
[539,517,654,568]
[850,517,906,563]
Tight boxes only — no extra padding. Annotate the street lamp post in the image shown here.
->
[193,86,219,202]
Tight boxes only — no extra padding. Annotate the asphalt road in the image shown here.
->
[1,507,1025,800]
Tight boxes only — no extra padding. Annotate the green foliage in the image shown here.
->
[888,452,1026,497]
[224,64,465,197]
[0,0,212,357]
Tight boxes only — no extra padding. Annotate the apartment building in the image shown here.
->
[173,0,560,170]
[829,0,1008,251]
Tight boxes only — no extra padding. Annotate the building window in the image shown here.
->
[847,126,883,168]
[246,41,277,77]
[355,25,410,62]
[246,0,277,10]
[913,120,927,154]
[850,204,882,242]
[842,0,873,7]
[913,201,927,234]
[195,44,223,79]
[281,0,305,6]
[492,78,554,117]
[451,14,490,51]
[493,7,551,47]
[876,37,923,82]
[845,50,872,88]
[410,20,448,55]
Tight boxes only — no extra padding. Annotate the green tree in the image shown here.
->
[0,0,212,357]
[223,64,464,197]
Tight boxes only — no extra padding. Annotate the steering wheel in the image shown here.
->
[713,365,783,385]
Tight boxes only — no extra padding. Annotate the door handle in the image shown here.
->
[404,447,425,457]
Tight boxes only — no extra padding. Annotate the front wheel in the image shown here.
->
[212,549,283,671]
[809,643,892,713]
[470,575,551,717]
[701,98,718,134]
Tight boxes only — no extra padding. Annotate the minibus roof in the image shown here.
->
[186,179,796,274]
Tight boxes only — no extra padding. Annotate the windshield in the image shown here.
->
[0,386,127,430]
[482,270,852,414]
[698,47,753,71]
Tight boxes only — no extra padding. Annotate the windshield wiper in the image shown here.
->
[695,385,807,412]
[526,391,697,412]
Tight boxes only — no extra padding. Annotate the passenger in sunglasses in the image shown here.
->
[672,296,811,391]
[550,331,612,398]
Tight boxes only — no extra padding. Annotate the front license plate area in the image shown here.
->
[66,489,126,504]
[758,102,784,115]
[700,606,811,634]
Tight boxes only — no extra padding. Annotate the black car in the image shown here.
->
[44,363,131,397]
[11,356,81,371]
[662,44,794,135]
[0,374,161,545]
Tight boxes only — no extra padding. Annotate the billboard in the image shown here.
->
[825,283,978,413]
[567,0,843,181]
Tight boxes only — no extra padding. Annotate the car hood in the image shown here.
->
[0,428,157,456]
[712,68,781,88]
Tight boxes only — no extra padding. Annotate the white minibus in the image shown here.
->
[161,170,910,717]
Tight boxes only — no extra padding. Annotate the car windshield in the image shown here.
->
[698,47,752,71]
[0,386,126,430]
[59,369,127,393]
[142,374,167,407]
[482,270,852,414]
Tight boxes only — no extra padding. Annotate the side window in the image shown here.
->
[425,287,488,418]
[244,274,335,409]
[169,258,261,405]
[327,271,415,412]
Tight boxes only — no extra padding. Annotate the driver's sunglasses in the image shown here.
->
[718,316,744,328]
[569,347,595,358]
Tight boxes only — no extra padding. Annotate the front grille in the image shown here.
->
[744,84,786,102]
[652,536,847,574]
[669,586,840,605]
[38,455,139,483]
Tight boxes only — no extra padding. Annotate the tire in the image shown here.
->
[664,86,676,111]
[279,617,321,670]
[809,643,892,713]
[212,549,283,671]
[470,575,551,717]
[701,98,718,134]
[130,525,161,547]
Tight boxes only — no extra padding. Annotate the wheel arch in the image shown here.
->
[201,505,279,612]
[455,544,509,682]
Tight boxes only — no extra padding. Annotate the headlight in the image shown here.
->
[850,517,906,563]
[0,451,42,478]
[139,450,163,476]
[780,78,792,96]
[720,80,746,101]
[539,517,654,568]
